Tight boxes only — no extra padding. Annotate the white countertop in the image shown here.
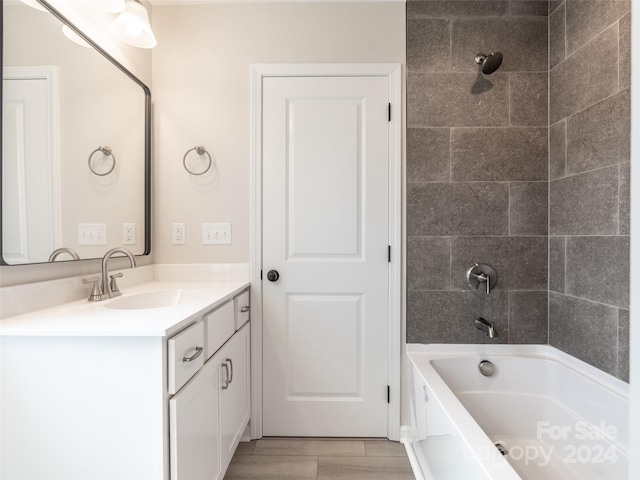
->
[0,280,250,337]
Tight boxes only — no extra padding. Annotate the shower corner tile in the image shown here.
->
[509,182,548,235]
[565,0,630,57]
[566,89,630,176]
[549,236,566,293]
[548,0,563,16]
[509,73,548,126]
[549,120,566,180]
[508,291,548,344]
[549,166,619,235]
[549,292,618,376]
[565,236,629,308]
[619,12,631,90]
[619,162,630,235]
[549,25,619,123]
[617,309,629,382]
[549,2,566,69]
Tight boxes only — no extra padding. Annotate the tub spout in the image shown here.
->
[475,317,498,338]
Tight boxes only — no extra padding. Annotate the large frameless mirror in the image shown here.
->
[1,0,150,265]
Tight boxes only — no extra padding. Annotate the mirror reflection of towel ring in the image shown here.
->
[183,146,212,175]
[88,146,116,176]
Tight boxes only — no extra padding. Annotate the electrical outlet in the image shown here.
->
[202,223,232,245]
[122,223,136,245]
[172,223,186,245]
[78,224,107,245]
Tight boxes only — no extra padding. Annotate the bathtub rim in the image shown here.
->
[404,344,629,480]
[407,344,629,399]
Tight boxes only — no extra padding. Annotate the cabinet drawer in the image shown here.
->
[234,291,250,330]
[168,322,205,395]
[205,301,235,360]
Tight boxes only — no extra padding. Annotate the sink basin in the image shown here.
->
[105,289,206,310]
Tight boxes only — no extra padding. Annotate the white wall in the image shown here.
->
[151,2,406,264]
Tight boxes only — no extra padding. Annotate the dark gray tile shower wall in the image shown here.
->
[406,0,630,381]
[406,0,549,345]
[548,0,630,381]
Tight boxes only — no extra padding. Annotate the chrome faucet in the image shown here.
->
[83,247,137,301]
[475,317,498,338]
[48,247,80,262]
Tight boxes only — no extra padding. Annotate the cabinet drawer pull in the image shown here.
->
[240,306,250,313]
[182,346,204,363]
[221,362,230,390]
[226,358,233,383]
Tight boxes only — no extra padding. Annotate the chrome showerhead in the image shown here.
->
[475,52,503,74]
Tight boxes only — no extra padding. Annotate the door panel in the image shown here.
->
[287,98,361,258]
[2,74,57,263]
[287,293,362,397]
[262,75,389,437]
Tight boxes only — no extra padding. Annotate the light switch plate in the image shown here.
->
[78,224,107,245]
[202,223,231,245]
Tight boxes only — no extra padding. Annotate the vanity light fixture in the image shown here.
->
[111,0,157,49]
[19,0,48,12]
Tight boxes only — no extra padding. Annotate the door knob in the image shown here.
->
[266,270,280,282]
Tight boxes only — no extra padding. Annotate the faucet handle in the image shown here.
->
[466,263,497,294]
[83,277,105,302]
[109,273,124,297]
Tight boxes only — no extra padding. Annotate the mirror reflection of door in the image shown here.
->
[2,67,59,264]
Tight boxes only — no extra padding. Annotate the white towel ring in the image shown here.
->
[88,146,116,176]
[183,146,212,175]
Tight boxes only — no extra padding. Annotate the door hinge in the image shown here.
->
[388,245,391,263]
[260,270,263,280]
[387,385,390,403]
[388,103,391,122]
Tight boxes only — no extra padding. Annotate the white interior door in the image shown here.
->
[262,75,390,437]
[2,67,58,264]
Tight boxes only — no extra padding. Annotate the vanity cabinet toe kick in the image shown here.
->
[0,287,250,480]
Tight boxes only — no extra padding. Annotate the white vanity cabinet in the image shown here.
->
[219,322,251,469]
[0,282,250,480]
[169,323,250,480]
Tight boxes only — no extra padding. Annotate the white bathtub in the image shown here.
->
[403,344,629,480]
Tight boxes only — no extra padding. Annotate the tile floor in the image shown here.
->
[224,438,415,480]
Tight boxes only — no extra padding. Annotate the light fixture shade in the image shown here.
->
[111,0,157,49]
[19,0,48,12]
[85,0,126,13]
[62,25,91,48]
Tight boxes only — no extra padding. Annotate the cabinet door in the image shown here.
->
[219,323,251,471]
[169,355,222,480]
[234,290,250,330]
